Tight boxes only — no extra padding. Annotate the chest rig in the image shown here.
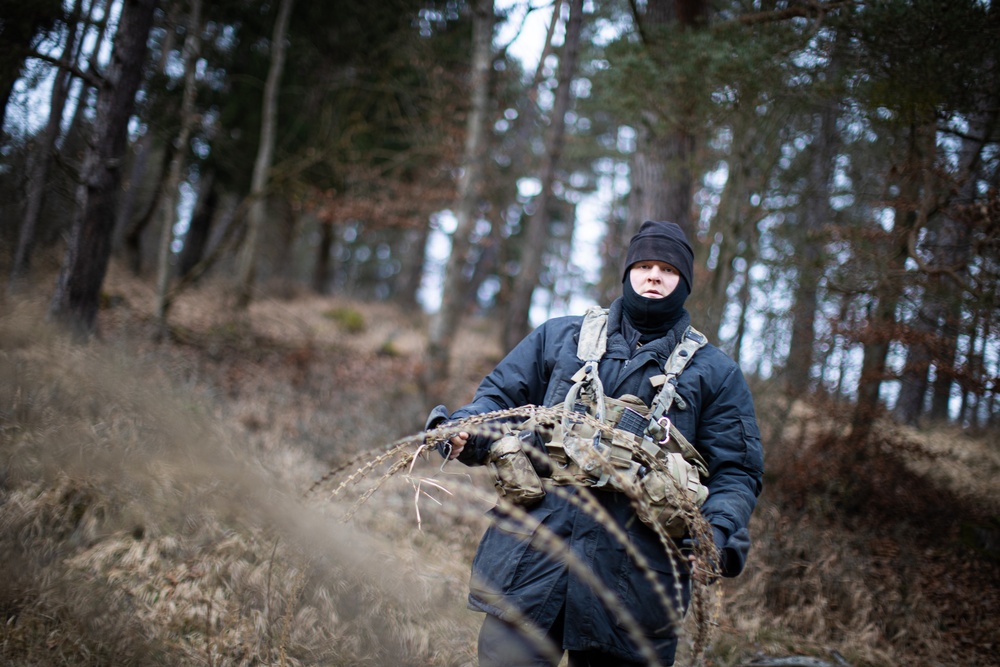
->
[542,306,711,536]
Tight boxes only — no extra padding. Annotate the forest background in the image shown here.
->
[1,0,999,665]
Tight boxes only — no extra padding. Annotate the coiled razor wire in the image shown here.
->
[306,405,722,666]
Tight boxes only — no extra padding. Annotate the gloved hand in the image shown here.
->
[681,528,726,582]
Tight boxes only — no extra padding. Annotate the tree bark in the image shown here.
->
[48,0,159,337]
[695,112,766,340]
[785,102,839,395]
[394,225,430,308]
[0,0,63,137]
[425,0,495,389]
[177,169,217,278]
[626,0,708,240]
[731,252,753,366]
[597,161,631,305]
[122,142,171,274]
[234,0,294,309]
[9,0,85,290]
[58,0,116,178]
[114,0,178,271]
[896,106,996,423]
[501,0,583,353]
[154,0,203,337]
[312,219,334,294]
[893,298,936,425]
[851,120,935,441]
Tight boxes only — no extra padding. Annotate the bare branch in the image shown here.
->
[729,0,857,27]
[906,224,975,293]
[627,0,650,47]
[29,51,103,88]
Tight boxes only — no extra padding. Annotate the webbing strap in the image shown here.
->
[645,327,708,471]
[648,327,706,422]
[576,306,608,363]
[565,311,709,479]
[563,306,610,428]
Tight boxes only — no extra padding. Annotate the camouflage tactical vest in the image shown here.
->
[487,306,710,538]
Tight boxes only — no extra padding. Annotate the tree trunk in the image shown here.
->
[234,0,294,309]
[893,298,936,425]
[58,0,116,176]
[177,169,218,278]
[312,219,334,293]
[154,0,203,337]
[851,120,935,441]
[48,0,158,337]
[731,255,753,366]
[0,0,63,137]
[597,161,630,305]
[929,295,962,421]
[465,218,501,309]
[114,0,178,267]
[833,294,853,401]
[958,309,981,427]
[9,0,85,290]
[898,106,996,423]
[425,0,495,389]
[168,191,247,299]
[501,0,583,353]
[785,102,839,395]
[695,114,763,339]
[275,197,298,282]
[626,0,708,241]
[489,1,559,323]
[929,113,996,421]
[122,142,171,274]
[394,225,430,308]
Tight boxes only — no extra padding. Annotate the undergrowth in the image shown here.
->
[2,267,998,666]
[0,301,478,667]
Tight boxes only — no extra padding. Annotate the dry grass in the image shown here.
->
[0,297,479,666]
[718,391,1000,667]
[2,263,998,666]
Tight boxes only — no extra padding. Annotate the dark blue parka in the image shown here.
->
[437,299,764,664]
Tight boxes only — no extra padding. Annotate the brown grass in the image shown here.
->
[2,262,998,666]
[0,294,479,666]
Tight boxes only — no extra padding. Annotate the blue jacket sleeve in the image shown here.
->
[695,360,764,577]
[445,322,559,465]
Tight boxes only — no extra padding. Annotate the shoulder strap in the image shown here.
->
[564,306,609,425]
[643,326,709,470]
[576,306,609,363]
[651,326,707,413]
[664,326,707,378]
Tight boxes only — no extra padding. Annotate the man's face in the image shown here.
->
[629,260,680,299]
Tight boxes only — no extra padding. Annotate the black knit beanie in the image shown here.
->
[621,220,694,291]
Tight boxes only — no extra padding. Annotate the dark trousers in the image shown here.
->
[476,608,650,667]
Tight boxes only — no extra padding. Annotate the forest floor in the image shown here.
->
[2,260,999,666]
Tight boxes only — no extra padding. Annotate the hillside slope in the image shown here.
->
[1,266,997,666]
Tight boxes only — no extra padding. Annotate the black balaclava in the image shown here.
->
[621,220,694,343]
[622,278,690,342]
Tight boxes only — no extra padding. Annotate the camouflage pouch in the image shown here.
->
[488,430,546,506]
[635,452,709,538]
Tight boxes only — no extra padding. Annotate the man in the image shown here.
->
[427,220,763,666]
